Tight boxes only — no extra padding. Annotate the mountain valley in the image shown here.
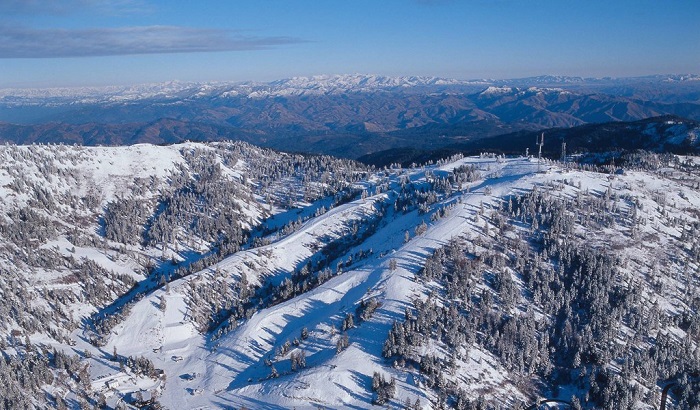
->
[2,75,700,159]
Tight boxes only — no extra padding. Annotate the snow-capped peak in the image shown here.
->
[480,86,515,95]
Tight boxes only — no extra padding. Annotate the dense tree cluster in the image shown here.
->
[290,350,307,371]
[145,149,248,253]
[103,197,151,245]
[372,371,396,405]
[0,141,372,405]
[357,297,381,321]
[123,355,159,379]
[89,143,372,340]
[0,252,137,344]
[0,347,98,410]
[230,143,370,205]
[2,142,699,407]
[384,176,699,409]
[203,201,388,338]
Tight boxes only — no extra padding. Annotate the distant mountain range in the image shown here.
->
[1,77,699,408]
[358,115,700,167]
[3,73,699,103]
[1,74,699,158]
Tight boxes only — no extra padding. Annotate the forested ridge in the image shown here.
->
[0,142,697,409]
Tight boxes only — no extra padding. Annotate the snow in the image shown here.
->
[80,144,185,203]
[1,141,697,408]
[0,74,473,105]
[480,86,514,95]
[89,155,554,408]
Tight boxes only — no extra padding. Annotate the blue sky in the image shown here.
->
[0,0,698,87]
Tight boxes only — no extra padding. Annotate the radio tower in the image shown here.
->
[537,132,544,173]
[561,141,567,168]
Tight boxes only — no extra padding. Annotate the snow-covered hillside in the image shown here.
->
[0,141,370,406]
[0,143,698,409]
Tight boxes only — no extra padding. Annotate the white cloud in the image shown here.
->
[0,26,305,58]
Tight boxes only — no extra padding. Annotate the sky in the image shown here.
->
[0,0,698,88]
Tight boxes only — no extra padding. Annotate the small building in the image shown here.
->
[105,379,120,389]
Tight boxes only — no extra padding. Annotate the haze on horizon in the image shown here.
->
[0,0,698,88]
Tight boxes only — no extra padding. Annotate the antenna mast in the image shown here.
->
[561,141,567,168]
[537,132,544,173]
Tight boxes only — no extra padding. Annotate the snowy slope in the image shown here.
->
[75,157,591,407]
[88,156,536,408]
[99,154,698,409]
[0,140,366,345]
[1,142,699,409]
